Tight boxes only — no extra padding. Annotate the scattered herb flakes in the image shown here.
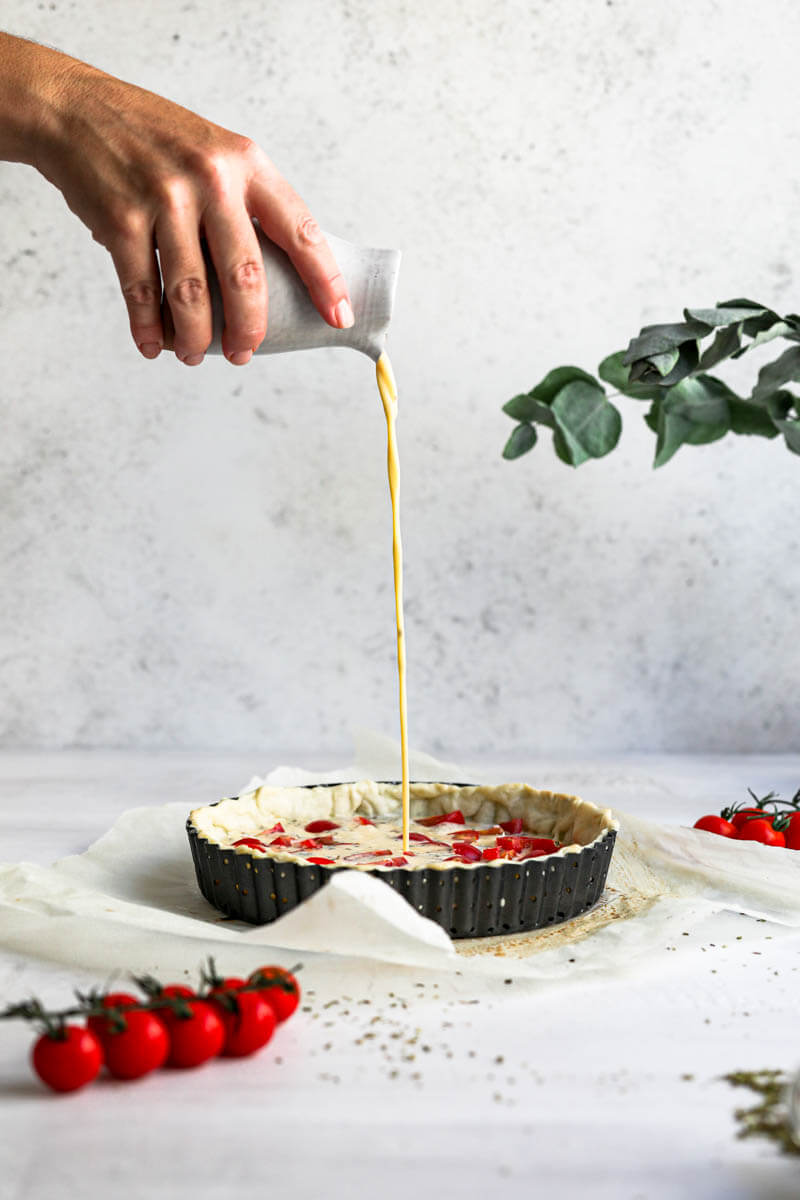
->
[724,1070,800,1156]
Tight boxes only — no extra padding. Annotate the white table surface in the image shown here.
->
[1,751,799,1200]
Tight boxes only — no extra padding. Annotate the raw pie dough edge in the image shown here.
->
[189,781,619,872]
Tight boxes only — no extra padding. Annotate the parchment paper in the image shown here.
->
[1,735,798,983]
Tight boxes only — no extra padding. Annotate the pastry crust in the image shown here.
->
[190,780,618,873]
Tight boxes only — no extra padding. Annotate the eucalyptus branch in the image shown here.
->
[502,298,800,468]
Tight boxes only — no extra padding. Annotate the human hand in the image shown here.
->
[3,37,353,365]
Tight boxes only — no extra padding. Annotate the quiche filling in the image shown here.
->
[190,780,617,873]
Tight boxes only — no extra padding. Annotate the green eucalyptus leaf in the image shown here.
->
[623,319,711,365]
[728,398,780,438]
[765,390,800,454]
[655,341,700,387]
[765,389,796,423]
[685,305,766,328]
[550,380,621,466]
[644,403,659,434]
[631,341,699,388]
[774,419,800,456]
[715,297,766,310]
[597,351,664,400]
[551,427,573,465]
[529,365,599,405]
[502,422,537,460]
[651,375,732,465]
[699,324,742,370]
[502,393,556,427]
[664,374,731,427]
[653,409,693,468]
[752,345,800,402]
[649,348,681,377]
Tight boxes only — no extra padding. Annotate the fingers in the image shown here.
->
[249,170,353,331]
[109,227,163,359]
[202,206,267,365]
[155,199,212,365]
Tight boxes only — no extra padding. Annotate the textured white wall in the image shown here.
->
[1,0,799,754]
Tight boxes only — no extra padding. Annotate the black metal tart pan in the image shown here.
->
[187,783,617,939]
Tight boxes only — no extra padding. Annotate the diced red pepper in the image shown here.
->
[232,837,266,851]
[499,818,524,834]
[482,846,501,861]
[446,829,482,841]
[356,816,375,826]
[297,838,322,850]
[258,822,285,836]
[520,837,560,854]
[268,835,293,847]
[451,842,483,862]
[496,835,524,853]
[306,856,336,866]
[495,835,560,855]
[408,832,448,846]
[417,809,466,827]
[381,857,409,867]
[304,819,340,833]
[520,849,549,860]
[343,850,394,863]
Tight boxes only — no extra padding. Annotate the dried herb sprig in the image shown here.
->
[724,1069,800,1156]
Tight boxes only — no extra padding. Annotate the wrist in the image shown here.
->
[0,33,84,168]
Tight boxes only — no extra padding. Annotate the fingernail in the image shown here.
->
[228,350,252,366]
[334,298,354,329]
[180,352,205,366]
[138,342,162,359]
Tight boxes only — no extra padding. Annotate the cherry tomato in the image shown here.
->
[731,808,767,831]
[693,815,737,838]
[209,989,277,1057]
[737,819,785,848]
[207,977,246,995]
[783,812,800,851]
[499,818,524,834]
[102,1010,169,1079]
[156,988,225,1068]
[248,966,301,1022]
[32,1025,104,1093]
[86,992,138,1038]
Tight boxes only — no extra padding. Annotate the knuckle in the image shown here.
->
[234,134,258,161]
[228,259,263,293]
[122,279,160,308]
[157,175,192,213]
[168,276,209,308]
[295,214,323,248]
[107,205,148,244]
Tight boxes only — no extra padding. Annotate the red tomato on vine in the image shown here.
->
[32,1025,103,1093]
[693,815,736,838]
[248,966,301,1022]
